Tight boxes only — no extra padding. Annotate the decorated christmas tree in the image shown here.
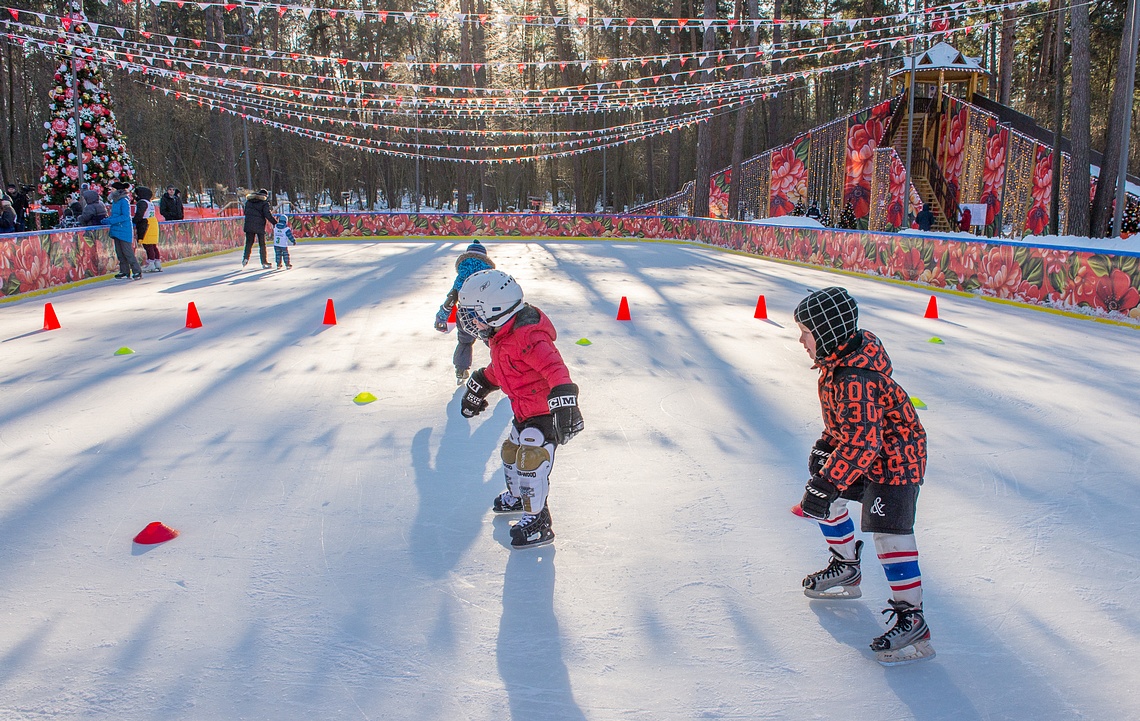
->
[38,7,134,204]
[792,201,806,217]
[1121,198,1140,236]
[819,209,833,228]
[838,202,858,230]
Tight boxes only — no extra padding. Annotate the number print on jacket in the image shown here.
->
[815,330,926,490]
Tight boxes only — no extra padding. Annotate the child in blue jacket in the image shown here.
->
[102,182,142,280]
[434,241,495,383]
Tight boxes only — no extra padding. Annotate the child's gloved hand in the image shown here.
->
[547,383,584,444]
[434,306,451,333]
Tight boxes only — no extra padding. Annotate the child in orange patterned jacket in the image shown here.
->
[793,286,934,666]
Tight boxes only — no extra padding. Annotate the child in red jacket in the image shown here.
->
[794,286,933,665]
[456,269,583,549]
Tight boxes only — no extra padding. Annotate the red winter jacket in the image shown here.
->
[815,330,926,491]
[483,304,573,421]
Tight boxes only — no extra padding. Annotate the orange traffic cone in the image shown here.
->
[447,305,457,323]
[923,295,939,319]
[43,302,61,331]
[754,295,768,320]
[133,521,179,545]
[616,296,631,321]
[185,302,203,328]
[323,299,337,325]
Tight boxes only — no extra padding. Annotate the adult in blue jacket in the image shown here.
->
[103,182,142,279]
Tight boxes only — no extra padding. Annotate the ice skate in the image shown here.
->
[277,262,283,269]
[456,367,470,385]
[262,262,272,269]
[803,540,863,599]
[510,507,554,549]
[871,600,935,666]
[143,260,158,273]
[286,263,292,269]
[492,491,523,514]
[114,272,129,279]
[241,258,249,267]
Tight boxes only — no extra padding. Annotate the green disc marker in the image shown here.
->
[114,347,135,355]
[910,396,928,410]
[576,338,592,346]
[928,337,944,344]
[353,392,377,404]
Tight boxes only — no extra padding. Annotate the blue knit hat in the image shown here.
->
[466,241,487,255]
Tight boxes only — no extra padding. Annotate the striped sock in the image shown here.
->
[874,533,922,607]
[817,509,858,560]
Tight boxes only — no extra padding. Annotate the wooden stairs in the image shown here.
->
[889,112,952,232]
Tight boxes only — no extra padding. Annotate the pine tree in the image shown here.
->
[792,201,806,216]
[1121,198,1140,235]
[38,7,134,205]
[839,202,858,229]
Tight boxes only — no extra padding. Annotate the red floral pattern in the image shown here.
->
[769,147,807,217]
[941,105,968,201]
[1025,147,1053,235]
[844,101,891,220]
[980,129,1008,231]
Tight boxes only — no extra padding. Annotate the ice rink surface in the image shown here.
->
[2,238,1139,720]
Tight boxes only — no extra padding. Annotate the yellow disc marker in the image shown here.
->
[353,392,377,404]
[928,337,944,344]
[576,338,592,346]
[114,347,135,355]
[910,397,928,410]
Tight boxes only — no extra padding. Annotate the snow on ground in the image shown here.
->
[2,238,1139,720]
[750,215,828,228]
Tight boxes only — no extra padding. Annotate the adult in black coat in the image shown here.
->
[5,184,29,231]
[242,189,277,268]
[915,204,935,232]
[159,186,184,220]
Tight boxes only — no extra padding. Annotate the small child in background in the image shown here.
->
[132,186,162,272]
[273,215,296,269]
[434,241,495,384]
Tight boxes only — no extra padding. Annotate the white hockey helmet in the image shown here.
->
[457,269,524,339]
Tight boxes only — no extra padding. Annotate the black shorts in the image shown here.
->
[514,414,556,446]
[839,479,920,535]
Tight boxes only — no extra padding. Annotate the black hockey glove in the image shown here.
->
[808,438,835,477]
[800,475,840,520]
[461,368,499,418]
[547,383,584,444]
[434,306,451,333]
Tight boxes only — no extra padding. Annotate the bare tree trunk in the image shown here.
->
[728,0,759,220]
[1091,0,1140,236]
[666,0,684,194]
[1068,0,1092,234]
[999,8,1016,106]
[692,0,718,218]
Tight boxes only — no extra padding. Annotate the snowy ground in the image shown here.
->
[2,238,1139,721]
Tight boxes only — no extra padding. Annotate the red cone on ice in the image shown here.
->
[754,295,768,320]
[43,302,61,331]
[185,302,203,328]
[323,298,337,325]
[133,521,179,545]
[616,296,631,321]
[447,305,457,323]
[923,295,939,319]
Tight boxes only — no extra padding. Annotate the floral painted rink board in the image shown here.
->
[0,218,243,297]
[695,220,1140,321]
[4,213,1138,322]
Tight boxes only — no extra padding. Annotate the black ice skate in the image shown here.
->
[871,600,935,666]
[510,507,554,549]
[493,491,524,514]
[456,368,470,385]
[802,540,863,599]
